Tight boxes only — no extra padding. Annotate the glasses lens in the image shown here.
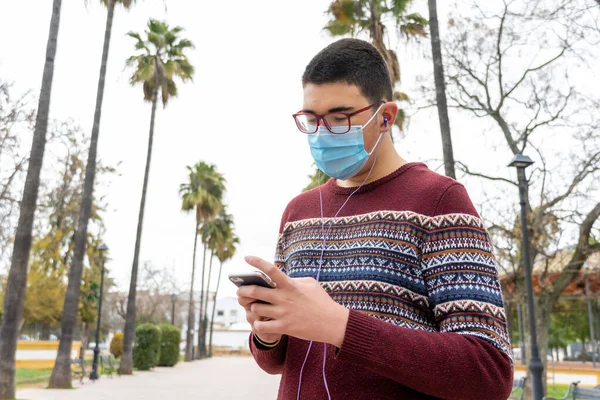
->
[295,114,318,134]
[323,113,350,134]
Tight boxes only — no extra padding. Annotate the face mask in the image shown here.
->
[307,105,385,180]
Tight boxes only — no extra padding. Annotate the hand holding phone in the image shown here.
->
[233,270,281,343]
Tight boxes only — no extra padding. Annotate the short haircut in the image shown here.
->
[302,38,393,104]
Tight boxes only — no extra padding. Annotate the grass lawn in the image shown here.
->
[16,357,116,387]
[15,369,52,385]
[512,384,569,399]
[546,384,570,398]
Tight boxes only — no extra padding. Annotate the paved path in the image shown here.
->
[17,357,280,400]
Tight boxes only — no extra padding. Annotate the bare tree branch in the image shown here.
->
[489,223,515,238]
[456,161,518,186]
[496,2,508,105]
[448,74,490,111]
[490,111,520,154]
[550,201,600,302]
[0,159,25,202]
[503,47,568,102]
[541,150,600,212]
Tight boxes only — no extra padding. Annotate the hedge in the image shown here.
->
[158,324,181,367]
[110,332,123,358]
[132,323,161,370]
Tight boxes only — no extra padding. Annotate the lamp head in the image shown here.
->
[508,154,534,169]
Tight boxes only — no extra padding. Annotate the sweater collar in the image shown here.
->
[325,162,425,196]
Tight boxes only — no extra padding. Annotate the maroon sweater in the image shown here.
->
[250,163,513,400]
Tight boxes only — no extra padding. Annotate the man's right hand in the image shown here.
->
[238,294,282,344]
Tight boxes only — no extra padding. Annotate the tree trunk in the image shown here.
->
[119,71,159,375]
[79,322,89,360]
[428,0,456,179]
[586,274,598,366]
[209,261,224,358]
[517,298,527,365]
[202,249,214,355]
[40,325,51,341]
[49,1,115,388]
[594,299,600,358]
[196,242,207,359]
[184,222,199,362]
[0,1,62,398]
[522,295,549,399]
[536,296,550,395]
[505,300,514,347]
[368,2,386,70]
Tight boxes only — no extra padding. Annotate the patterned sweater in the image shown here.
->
[250,163,513,400]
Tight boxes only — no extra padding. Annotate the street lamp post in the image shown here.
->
[509,154,544,400]
[90,243,108,381]
[585,264,597,368]
[171,293,177,325]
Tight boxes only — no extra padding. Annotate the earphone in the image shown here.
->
[384,116,388,126]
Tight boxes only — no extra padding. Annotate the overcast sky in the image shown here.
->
[3,0,588,300]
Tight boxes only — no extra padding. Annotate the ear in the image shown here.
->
[381,102,398,131]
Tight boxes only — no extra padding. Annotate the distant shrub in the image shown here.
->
[158,324,181,367]
[110,332,123,358]
[133,324,161,370]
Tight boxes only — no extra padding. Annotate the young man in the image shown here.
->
[237,38,513,400]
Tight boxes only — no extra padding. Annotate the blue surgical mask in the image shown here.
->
[307,106,385,180]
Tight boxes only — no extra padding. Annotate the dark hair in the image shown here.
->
[302,38,393,104]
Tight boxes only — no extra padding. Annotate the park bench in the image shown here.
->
[71,358,89,384]
[510,376,526,400]
[543,381,600,400]
[100,355,117,377]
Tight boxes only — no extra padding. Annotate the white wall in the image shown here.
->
[208,297,248,328]
[180,296,251,349]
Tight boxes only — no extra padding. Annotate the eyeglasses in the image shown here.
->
[292,103,381,135]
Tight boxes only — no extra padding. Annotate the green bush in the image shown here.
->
[110,332,123,358]
[132,324,161,371]
[158,324,181,367]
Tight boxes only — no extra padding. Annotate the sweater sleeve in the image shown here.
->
[249,210,290,374]
[249,332,288,374]
[336,183,513,400]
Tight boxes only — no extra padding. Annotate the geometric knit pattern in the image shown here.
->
[275,210,513,362]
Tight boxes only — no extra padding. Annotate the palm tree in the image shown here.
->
[427,0,455,179]
[325,0,428,131]
[195,169,225,360]
[0,1,62,398]
[179,162,225,361]
[119,19,195,375]
[49,0,138,388]
[208,212,237,357]
[200,213,229,356]
[304,168,332,192]
[200,224,216,356]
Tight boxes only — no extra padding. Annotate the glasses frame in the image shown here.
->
[292,102,383,135]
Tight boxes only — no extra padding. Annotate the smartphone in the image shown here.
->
[228,271,277,288]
